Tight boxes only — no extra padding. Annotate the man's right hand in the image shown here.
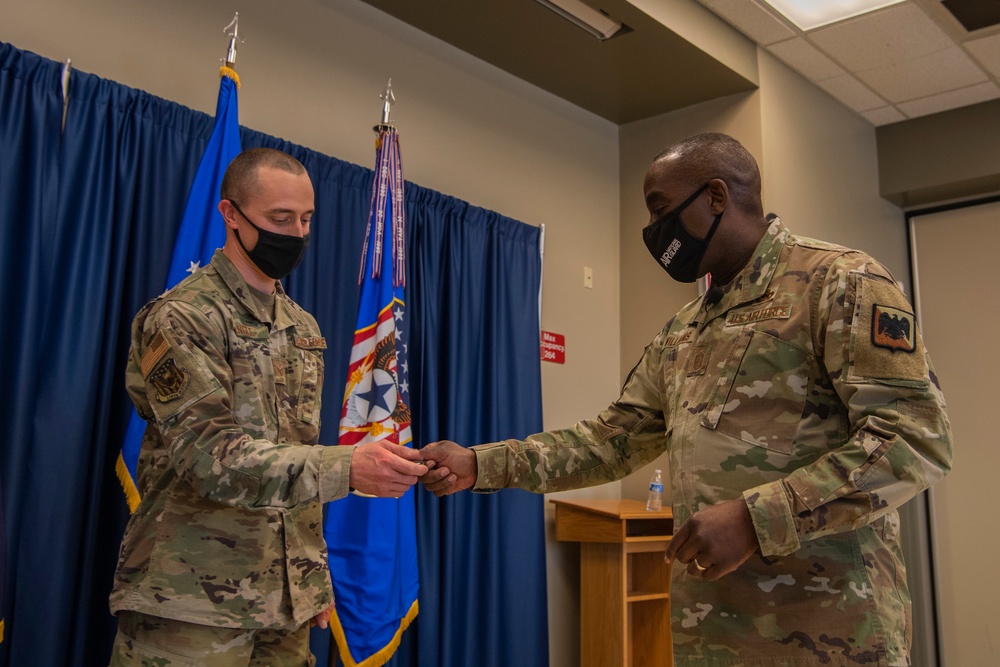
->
[349,441,428,498]
[418,440,477,496]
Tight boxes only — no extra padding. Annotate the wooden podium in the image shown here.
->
[552,498,673,667]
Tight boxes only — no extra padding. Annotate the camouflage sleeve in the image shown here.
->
[472,334,669,493]
[744,255,953,557]
[132,299,352,509]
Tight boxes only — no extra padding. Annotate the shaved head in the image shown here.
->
[653,133,762,216]
[221,147,307,205]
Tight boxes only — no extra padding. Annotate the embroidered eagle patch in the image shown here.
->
[871,304,915,353]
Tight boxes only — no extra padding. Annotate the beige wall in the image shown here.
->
[877,98,1000,208]
[756,50,909,288]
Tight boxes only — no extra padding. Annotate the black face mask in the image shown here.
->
[642,182,723,283]
[229,201,310,280]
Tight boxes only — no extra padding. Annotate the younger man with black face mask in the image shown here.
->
[418,133,953,667]
[109,148,428,666]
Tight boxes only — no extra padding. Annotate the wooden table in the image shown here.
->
[551,498,674,667]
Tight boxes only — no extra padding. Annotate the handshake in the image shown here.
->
[347,440,477,498]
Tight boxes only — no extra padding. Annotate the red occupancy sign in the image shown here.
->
[540,330,565,364]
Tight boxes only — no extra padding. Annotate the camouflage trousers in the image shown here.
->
[108,611,316,667]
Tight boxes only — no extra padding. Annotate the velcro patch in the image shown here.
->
[141,331,170,378]
[726,304,792,327]
[234,322,267,339]
[872,304,915,352]
[850,274,927,385]
[149,357,190,402]
[686,344,712,377]
[294,335,327,350]
[665,329,694,347]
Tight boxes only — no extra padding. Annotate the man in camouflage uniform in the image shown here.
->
[109,148,428,666]
[420,133,952,666]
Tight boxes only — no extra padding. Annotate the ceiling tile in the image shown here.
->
[896,81,1000,117]
[767,37,847,81]
[702,0,796,46]
[855,46,988,102]
[861,106,907,126]
[966,32,1000,78]
[814,74,886,111]
[809,3,953,73]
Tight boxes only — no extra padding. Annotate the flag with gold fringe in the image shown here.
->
[116,65,241,511]
[325,124,418,667]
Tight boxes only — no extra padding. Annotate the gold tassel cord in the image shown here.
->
[219,66,241,89]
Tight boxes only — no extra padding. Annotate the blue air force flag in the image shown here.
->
[116,68,241,511]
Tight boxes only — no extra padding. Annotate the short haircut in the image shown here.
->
[220,147,307,204]
[654,133,762,216]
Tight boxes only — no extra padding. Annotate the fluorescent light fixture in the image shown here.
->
[760,0,907,31]
[534,0,624,41]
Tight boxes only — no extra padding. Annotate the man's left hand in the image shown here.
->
[664,497,759,581]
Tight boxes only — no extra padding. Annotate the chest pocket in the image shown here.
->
[293,334,326,425]
[705,327,811,455]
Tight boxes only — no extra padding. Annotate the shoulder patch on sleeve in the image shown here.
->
[871,304,914,352]
[149,358,190,402]
[141,331,170,378]
[849,274,928,386]
[141,331,191,402]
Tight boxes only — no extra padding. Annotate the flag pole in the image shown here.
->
[116,12,244,513]
[221,12,242,88]
[375,78,395,132]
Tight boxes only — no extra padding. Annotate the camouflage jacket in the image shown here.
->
[111,250,353,629]
[473,219,952,666]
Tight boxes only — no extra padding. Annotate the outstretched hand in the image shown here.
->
[349,441,428,498]
[418,440,477,496]
[664,497,759,581]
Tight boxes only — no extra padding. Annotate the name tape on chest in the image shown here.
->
[294,335,327,350]
[725,304,792,327]
[665,329,694,347]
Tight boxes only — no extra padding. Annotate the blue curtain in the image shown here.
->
[0,43,62,659]
[405,190,549,667]
[0,40,548,667]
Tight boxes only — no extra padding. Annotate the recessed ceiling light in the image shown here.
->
[760,0,907,31]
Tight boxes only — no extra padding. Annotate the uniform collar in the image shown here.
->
[210,249,296,330]
[695,218,789,323]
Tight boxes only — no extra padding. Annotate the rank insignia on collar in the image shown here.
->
[871,304,915,353]
[150,358,190,402]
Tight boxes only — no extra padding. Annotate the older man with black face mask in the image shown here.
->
[109,148,428,666]
[418,133,953,666]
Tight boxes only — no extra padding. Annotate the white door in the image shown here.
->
[910,199,1000,667]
